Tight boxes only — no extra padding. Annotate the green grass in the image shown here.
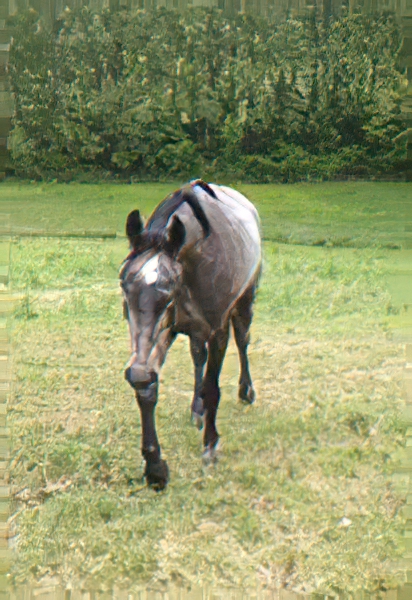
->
[3,182,411,595]
[1,180,412,247]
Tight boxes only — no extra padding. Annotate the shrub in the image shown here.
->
[8,7,406,181]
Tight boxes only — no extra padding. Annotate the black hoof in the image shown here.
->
[144,459,169,491]
[191,411,204,430]
[239,383,255,404]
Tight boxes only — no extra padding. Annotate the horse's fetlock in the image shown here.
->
[202,440,220,465]
[191,393,204,415]
[142,447,160,463]
[191,411,204,430]
[239,382,255,404]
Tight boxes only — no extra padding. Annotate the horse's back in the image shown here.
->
[176,183,261,329]
[194,182,261,265]
[210,184,260,223]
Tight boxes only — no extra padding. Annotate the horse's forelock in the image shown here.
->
[120,232,164,280]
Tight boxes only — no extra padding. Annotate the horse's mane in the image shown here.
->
[121,181,215,268]
[146,180,214,237]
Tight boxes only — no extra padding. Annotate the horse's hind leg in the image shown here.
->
[231,285,256,404]
[190,336,207,429]
[202,323,229,464]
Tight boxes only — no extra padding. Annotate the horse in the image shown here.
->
[120,179,261,490]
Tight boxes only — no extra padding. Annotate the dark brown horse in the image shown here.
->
[120,180,261,489]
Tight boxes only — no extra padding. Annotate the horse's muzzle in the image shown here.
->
[125,364,158,389]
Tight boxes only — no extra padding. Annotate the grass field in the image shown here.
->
[1,180,412,247]
[3,181,410,596]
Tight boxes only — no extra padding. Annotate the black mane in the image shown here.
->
[146,182,212,237]
[121,181,215,276]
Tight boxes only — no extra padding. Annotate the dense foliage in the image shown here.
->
[8,8,406,181]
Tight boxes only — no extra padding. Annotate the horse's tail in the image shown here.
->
[147,184,211,237]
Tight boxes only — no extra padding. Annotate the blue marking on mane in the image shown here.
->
[190,179,218,199]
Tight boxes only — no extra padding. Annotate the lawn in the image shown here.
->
[1,180,411,247]
[2,181,410,596]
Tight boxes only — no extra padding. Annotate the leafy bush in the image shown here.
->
[8,7,406,181]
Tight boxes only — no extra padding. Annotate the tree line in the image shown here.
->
[8,7,406,181]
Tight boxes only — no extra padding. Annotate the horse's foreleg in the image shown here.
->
[202,323,229,464]
[136,383,169,490]
[189,336,207,429]
[231,285,256,404]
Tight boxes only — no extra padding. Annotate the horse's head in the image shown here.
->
[120,210,185,390]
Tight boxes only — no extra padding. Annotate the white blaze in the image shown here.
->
[141,254,159,285]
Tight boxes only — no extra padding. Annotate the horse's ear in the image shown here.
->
[164,215,185,257]
[126,210,144,249]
